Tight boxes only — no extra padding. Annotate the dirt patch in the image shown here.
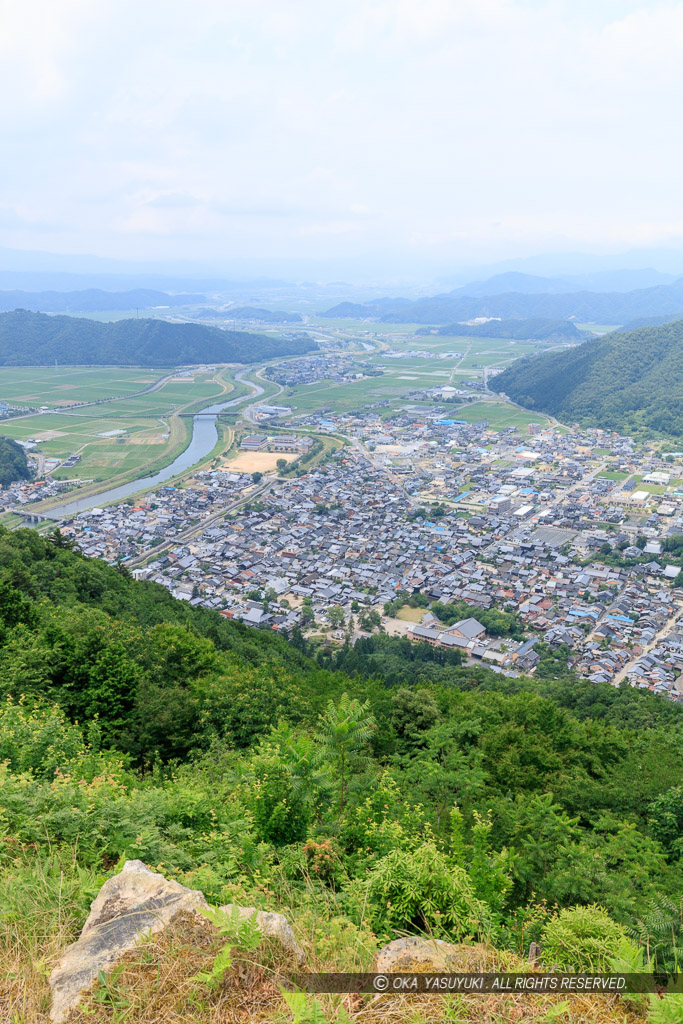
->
[226,452,297,473]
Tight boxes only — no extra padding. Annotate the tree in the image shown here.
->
[648,785,683,860]
[276,458,287,472]
[390,687,440,750]
[316,693,376,814]
[300,598,315,626]
[359,609,381,632]
[251,471,262,483]
[328,605,345,629]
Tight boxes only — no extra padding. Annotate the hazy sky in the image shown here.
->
[2,0,683,267]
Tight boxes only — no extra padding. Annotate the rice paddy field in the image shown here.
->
[0,366,163,407]
[285,322,555,424]
[0,367,235,484]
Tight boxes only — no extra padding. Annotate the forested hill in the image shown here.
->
[0,288,205,312]
[490,319,683,435]
[322,277,683,324]
[419,318,590,341]
[0,309,317,366]
[224,306,303,323]
[0,436,31,486]
[2,525,683,1014]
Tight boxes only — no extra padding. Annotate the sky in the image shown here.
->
[2,0,683,272]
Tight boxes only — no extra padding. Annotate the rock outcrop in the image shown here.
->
[376,935,465,973]
[49,860,302,1023]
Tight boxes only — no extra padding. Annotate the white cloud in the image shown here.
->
[0,0,682,263]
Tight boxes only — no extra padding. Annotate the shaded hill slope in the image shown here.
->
[490,320,683,435]
[0,309,317,366]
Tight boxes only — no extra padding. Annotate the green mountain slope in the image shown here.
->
[421,317,590,341]
[0,309,317,366]
[1,526,683,1015]
[0,436,31,486]
[490,319,683,435]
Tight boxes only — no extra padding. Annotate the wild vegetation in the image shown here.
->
[1,528,682,1022]
[490,320,683,435]
[0,435,31,486]
[0,310,317,366]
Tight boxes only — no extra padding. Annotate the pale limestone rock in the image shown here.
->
[49,860,303,1023]
[376,935,464,973]
[219,903,304,962]
[49,860,209,1022]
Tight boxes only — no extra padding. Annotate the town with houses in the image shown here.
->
[4,384,683,705]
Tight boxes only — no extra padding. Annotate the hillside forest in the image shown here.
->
[491,320,683,436]
[1,526,682,1022]
[0,310,317,367]
[0,436,30,487]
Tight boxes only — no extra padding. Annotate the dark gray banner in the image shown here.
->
[289,973,682,994]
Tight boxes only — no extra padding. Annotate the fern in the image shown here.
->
[191,905,263,991]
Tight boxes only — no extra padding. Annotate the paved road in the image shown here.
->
[5,369,179,423]
[125,477,273,568]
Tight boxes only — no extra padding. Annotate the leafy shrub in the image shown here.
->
[302,839,344,887]
[356,841,488,939]
[540,904,633,971]
[249,753,311,845]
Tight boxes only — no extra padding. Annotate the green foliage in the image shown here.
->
[320,633,463,685]
[248,748,312,846]
[540,905,633,971]
[0,436,30,487]
[632,893,683,974]
[0,309,318,367]
[492,319,683,435]
[431,600,524,639]
[648,786,683,860]
[316,693,376,813]
[192,904,263,991]
[0,525,682,977]
[358,841,488,939]
[534,642,572,680]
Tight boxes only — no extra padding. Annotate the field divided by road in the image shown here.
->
[0,366,163,407]
[0,367,235,484]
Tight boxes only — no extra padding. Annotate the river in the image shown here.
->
[43,381,260,519]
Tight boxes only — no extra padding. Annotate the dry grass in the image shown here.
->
[64,912,295,1024]
[0,861,647,1024]
[355,944,646,1024]
[3,911,649,1024]
[0,856,90,1023]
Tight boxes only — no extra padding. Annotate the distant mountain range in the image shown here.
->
[445,269,677,296]
[0,289,205,312]
[322,277,683,325]
[0,310,317,367]
[417,318,590,342]
[223,306,303,323]
[490,320,683,436]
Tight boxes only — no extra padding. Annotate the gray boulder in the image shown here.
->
[376,935,464,973]
[49,859,302,1023]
